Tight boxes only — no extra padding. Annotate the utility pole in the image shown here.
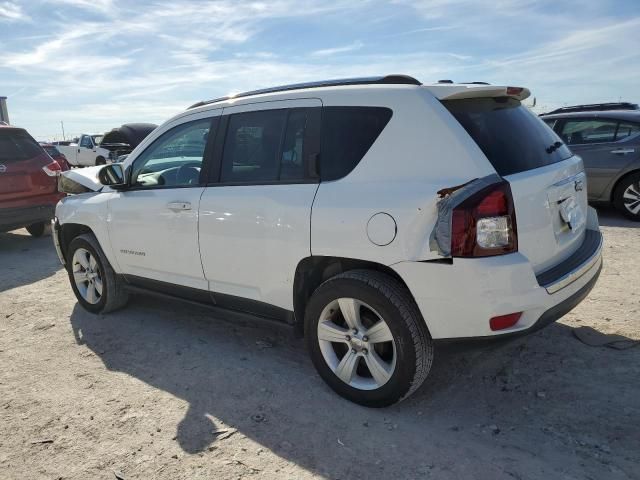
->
[61,121,66,141]
[0,96,9,124]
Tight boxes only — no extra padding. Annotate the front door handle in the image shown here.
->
[167,201,192,211]
[610,148,635,154]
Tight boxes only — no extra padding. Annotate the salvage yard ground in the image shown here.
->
[1,208,639,480]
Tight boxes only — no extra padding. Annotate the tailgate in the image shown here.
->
[505,156,588,273]
[0,129,56,202]
[441,95,590,273]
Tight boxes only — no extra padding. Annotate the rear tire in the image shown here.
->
[26,222,46,237]
[613,172,640,221]
[67,233,129,314]
[305,270,433,407]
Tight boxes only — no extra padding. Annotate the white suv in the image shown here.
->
[53,75,603,406]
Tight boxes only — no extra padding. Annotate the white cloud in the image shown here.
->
[311,41,364,57]
[0,1,28,22]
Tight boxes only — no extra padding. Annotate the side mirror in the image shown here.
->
[98,164,127,190]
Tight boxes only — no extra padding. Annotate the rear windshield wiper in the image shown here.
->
[545,141,563,154]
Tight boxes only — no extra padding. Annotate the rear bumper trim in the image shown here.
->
[536,229,603,294]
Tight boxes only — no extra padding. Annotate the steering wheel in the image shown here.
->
[175,164,200,185]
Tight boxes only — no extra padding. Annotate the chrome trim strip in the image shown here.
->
[51,219,66,267]
[544,232,603,294]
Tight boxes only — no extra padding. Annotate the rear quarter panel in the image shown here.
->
[311,88,495,265]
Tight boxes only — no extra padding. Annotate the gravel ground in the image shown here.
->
[1,208,639,480]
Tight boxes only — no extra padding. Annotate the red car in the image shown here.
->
[0,125,64,237]
[40,142,71,171]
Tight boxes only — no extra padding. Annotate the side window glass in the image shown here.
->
[221,109,288,183]
[320,107,392,181]
[560,119,617,145]
[280,109,307,180]
[543,119,556,130]
[615,122,640,142]
[80,136,93,148]
[131,118,212,188]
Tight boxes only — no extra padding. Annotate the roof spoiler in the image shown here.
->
[426,84,531,101]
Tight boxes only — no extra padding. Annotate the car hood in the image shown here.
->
[59,165,104,193]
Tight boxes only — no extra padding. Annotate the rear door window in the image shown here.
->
[560,119,618,145]
[615,122,640,141]
[320,107,392,181]
[443,98,572,176]
[0,129,43,162]
[220,108,311,183]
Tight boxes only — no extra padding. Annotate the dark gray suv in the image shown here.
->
[542,109,640,220]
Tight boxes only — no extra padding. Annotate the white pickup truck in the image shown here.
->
[56,134,111,167]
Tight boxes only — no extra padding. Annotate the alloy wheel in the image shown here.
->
[72,248,103,304]
[623,182,640,215]
[317,298,396,390]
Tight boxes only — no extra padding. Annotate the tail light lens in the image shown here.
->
[451,181,517,257]
[42,161,62,176]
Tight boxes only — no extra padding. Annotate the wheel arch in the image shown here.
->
[59,223,95,263]
[292,256,416,336]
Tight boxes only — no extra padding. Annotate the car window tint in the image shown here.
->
[131,118,212,188]
[0,129,43,162]
[320,107,392,181]
[615,122,640,141]
[221,109,288,183]
[560,119,617,144]
[443,98,572,176]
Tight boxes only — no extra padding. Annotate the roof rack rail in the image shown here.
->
[541,102,640,115]
[188,74,422,109]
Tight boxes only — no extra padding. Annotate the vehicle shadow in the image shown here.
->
[0,229,63,292]
[596,206,640,228]
[69,295,640,478]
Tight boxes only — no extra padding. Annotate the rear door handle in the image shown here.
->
[167,201,192,211]
[610,148,635,154]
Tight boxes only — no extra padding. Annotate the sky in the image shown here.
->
[1,0,639,140]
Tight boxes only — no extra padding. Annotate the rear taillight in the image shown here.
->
[451,181,517,257]
[42,161,62,176]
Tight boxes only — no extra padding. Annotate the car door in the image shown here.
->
[198,99,321,315]
[558,118,638,201]
[107,110,221,291]
[77,135,95,166]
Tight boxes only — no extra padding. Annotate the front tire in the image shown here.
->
[305,270,433,407]
[613,172,640,221]
[95,156,106,166]
[67,233,129,313]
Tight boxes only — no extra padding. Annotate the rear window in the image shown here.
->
[443,97,572,176]
[43,145,61,157]
[0,129,43,163]
[320,107,392,181]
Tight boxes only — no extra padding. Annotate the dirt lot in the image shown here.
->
[1,208,639,480]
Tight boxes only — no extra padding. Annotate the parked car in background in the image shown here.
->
[56,134,111,167]
[39,142,71,171]
[0,124,64,236]
[541,108,640,220]
[54,76,602,406]
[100,123,157,163]
[54,125,157,167]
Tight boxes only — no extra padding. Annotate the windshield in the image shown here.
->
[442,97,573,176]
